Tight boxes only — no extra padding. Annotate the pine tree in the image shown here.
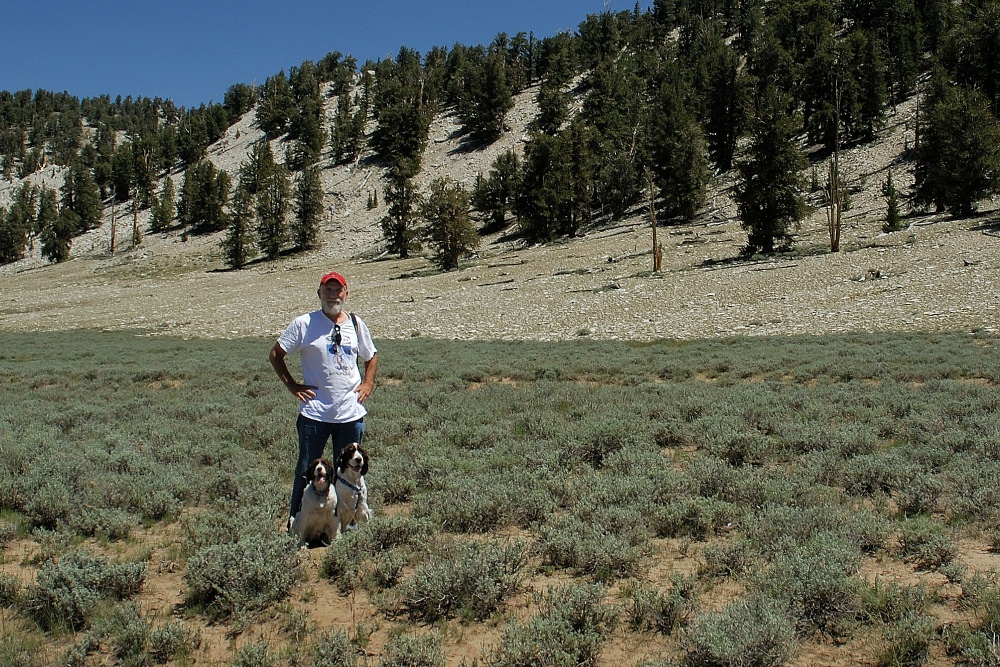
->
[915,81,1000,216]
[256,156,291,259]
[37,187,58,237]
[150,178,176,233]
[459,48,515,142]
[40,208,78,263]
[882,167,903,232]
[648,80,711,222]
[256,72,295,138]
[734,85,808,254]
[177,161,231,234]
[381,171,420,258]
[472,149,521,232]
[421,177,480,270]
[61,165,103,233]
[222,184,255,269]
[292,163,324,251]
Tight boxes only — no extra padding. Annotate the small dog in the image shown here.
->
[290,458,339,548]
[335,443,372,533]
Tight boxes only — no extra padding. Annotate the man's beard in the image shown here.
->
[321,299,343,316]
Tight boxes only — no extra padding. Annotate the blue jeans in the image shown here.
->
[289,415,365,518]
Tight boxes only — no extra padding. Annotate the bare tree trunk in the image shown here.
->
[109,199,117,255]
[132,192,142,249]
[827,78,842,253]
[647,169,662,272]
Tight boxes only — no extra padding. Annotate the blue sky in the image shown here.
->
[4,1,653,109]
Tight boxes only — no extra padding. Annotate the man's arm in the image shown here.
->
[269,342,316,403]
[357,352,378,404]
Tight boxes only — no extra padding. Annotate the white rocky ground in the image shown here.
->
[1,86,997,342]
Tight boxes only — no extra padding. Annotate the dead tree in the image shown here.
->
[647,169,662,272]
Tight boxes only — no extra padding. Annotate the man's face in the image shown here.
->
[318,282,347,315]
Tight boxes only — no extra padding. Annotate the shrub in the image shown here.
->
[0,572,21,606]
[752,533,861,633]
[651,496,736,540]
[149,621,199,664]
[321,516,430,592]
[859,580,929,625]
[683,597,796,667]
[184,533,300,619]
[22,480,73,529]
[231,641,275,667]
[898,517,957,570]
[69,507,136,541]
[626,575,695,634]
[93,602,151,667]
[485,584,616,667]
[310,629,359,667]
[701,537,756,578]
[0,629,46,667]
[537,514,642,581]
[396,539,527,621]
[0,518,15,545]
[875,612,936,667]
[379,632,445,667]
[21,549,146,630]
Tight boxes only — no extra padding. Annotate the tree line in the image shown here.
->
[1,1,999,270]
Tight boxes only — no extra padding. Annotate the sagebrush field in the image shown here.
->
[2,331,1000,667]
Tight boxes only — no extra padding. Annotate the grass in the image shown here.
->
[2,330,1000,665]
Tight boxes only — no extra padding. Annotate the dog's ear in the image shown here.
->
[306,458,318,482]
[337,445,355,470]
[358,446,370,476]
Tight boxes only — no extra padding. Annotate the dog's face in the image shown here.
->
[307,458,334,492]
[337,443,369,476]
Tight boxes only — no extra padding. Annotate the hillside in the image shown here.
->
[1,84,998,342]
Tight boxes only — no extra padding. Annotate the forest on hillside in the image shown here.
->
[1,0,998,270]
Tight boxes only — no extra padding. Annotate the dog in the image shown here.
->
[290,457,339,548]
[335,443,372,533]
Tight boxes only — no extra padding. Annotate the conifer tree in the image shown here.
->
[472,149,521,231]
[381,170,420,258]
[292,163,324,251]
[40,209,78,263]
[458,48,515,142]
[648,80,711,222]
[256,72,295,138]
[255,156,291,259]
[177,160,231,233]
[37,186,58,237]
[61,165,102,233]
[421,177,480,270]
[915,80,1000,216]
[734,85,808,254]
[882,167,903,232]
[222,184,255,269]
[150,178,176,233]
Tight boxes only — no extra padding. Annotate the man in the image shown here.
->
[269,270,378,528]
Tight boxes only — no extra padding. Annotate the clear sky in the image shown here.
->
[4,1,653,109]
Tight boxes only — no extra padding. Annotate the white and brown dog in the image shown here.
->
[290,457,339,548]
[335,443,372,533]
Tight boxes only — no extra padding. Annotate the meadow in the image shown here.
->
[2,330,1000,667]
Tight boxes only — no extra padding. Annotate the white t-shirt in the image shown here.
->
[276,310,377,423]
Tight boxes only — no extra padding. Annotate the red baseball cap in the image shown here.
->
[320,271,347,287]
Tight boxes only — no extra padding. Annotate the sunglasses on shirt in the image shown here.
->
[328,324,341,352]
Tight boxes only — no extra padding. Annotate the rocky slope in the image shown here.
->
[1,85,997,341]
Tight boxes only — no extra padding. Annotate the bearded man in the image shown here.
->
[269,270,378,529]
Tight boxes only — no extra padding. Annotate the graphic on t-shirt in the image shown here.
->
[328,337,356,373]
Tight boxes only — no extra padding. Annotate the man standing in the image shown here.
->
[269,270,378,528]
